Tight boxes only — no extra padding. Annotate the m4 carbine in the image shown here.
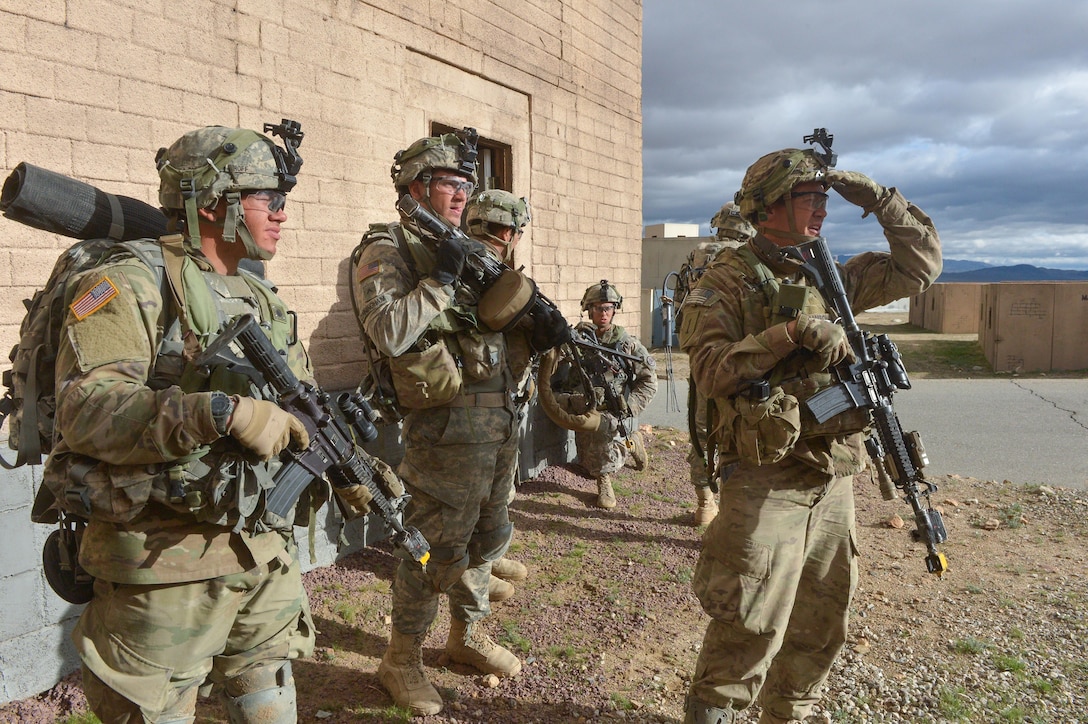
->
[195,314,430,565]
[782,237,949,576]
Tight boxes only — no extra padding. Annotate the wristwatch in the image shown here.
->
[210,392,235,435]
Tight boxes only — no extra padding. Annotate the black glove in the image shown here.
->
[531,307,571,352]
[431,237,466,286]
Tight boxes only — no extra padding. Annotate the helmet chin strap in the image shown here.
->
[481,230,513,261]
[219,191,272,261]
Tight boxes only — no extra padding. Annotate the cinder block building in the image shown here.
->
[0,0,643,703]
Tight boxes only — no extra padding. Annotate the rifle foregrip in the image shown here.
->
[233,315,299,393]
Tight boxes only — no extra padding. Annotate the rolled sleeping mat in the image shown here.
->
[0,162,265,278]
[1,161,167,241]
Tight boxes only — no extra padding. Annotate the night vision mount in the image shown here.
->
[803,127,837,168]
[264,118,305,191]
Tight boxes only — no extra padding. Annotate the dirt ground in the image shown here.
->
[4,314,1087,723]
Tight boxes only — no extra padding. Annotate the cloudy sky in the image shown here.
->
[642,1,1088,270]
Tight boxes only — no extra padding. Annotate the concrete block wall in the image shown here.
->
[0,0,642,703]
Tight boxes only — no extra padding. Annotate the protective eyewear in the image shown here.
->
[243,189,287,213]
[591,304,617,314]
[431,175,476,196]
[789,191,829,211]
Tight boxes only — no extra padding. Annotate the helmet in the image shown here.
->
[156,120,304,259]
[390,127,479,193]
[735,148,829,221]
[710,201,755,241]
[581,279,623,311]
[465,190,531,233]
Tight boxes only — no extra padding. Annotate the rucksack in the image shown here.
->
[1,238,167,468]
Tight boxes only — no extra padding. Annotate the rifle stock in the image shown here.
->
[195,314,430,565]
[783,237,949,576]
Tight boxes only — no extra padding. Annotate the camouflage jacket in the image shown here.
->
[45,243,315,584]
[352,220,534,398]
[554,322,658,420]
[679,188,941,476]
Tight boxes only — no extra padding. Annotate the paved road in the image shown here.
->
[644,378,1088,491]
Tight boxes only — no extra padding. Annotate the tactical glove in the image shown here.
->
[827,170,887,214]
[531,307,571,352]
[431,237,467,286]
[794,313,854,370]
[228,397,310,460]
[334,483,373,519]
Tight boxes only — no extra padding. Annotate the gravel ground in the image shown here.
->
[3,426,1087,724]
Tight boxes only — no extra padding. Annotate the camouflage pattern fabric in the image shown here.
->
[687,381,712,488]
[43,238,318,721]
[353,221,533,634]
[563,322,656,477]
[689,464,856,721]
[75,539,314,721]
[679,187,940,720]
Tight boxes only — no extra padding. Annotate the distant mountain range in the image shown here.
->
[937,260,1088,282]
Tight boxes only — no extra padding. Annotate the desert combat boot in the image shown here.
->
[693,485,718,525]
[628,430,648,470]
[596,473,617,509]
[446,618,522,677]
[488,575,515,602]
[491,556,528,582]
[378,629,443,716]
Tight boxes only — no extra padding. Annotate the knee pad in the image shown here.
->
[222,661,296,724]
[684,694,735,724]
[468,521,513,563]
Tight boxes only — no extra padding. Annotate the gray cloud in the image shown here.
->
[643,1,1088,269]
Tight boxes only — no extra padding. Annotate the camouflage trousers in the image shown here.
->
[574,417,632,477]
[73,536,315,722]
[393,405,518,634]
[688,460,858,722]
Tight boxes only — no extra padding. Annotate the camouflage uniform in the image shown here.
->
[353,221,534,635]
[557,320,657,477]
[680,181,940,721]
[39,124,318,723]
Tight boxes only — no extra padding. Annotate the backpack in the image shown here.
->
[1,237,166,468]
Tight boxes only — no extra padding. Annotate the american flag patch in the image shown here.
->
[70,277,120,320]
[356,260,381,282]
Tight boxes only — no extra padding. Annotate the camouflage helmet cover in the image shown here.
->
[735,148,829,221]
[710,200,755,240]
[581,279,623,311]
[156,123,301,211]
[391,127,479,191]
[465,189,531,232]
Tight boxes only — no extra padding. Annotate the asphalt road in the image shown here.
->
[643,378,1088,491]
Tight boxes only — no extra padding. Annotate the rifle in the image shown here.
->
[562,327,645,451]
[195,314,430,565]
[781,236,949,576]
[660,271,681,413]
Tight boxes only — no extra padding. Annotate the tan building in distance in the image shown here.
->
[0,0,642,703]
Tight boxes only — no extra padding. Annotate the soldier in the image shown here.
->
[39,122,361,722]
[463,189,534,603]
[679,201,755,525]
[678,145,941,724]
[552,281,658,509]
[350,130,566,716]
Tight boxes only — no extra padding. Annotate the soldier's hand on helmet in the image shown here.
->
[531,307,571,352]
[793,313,854,370]
[827,170,886,213]
[431,237,467,286]
[227,397,310,460]
[334,483,373,518]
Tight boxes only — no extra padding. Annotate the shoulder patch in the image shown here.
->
[356,260,381,283]
[70,277,120,320]
[683,288,718,307]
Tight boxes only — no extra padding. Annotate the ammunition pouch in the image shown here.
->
[388,338,463,409]
[713,386,801,466]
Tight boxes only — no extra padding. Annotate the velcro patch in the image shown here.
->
[356,260,381,282]
[70,277,119,320]
[683,288,718,307]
